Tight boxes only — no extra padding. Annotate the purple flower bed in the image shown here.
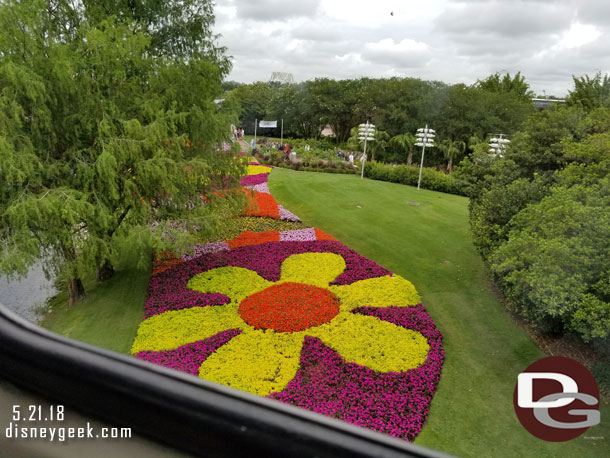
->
[278,205,300,221]
[280,227,317,242]
[144,290,230,318]
[135,329,242,374]
[181,242,230,261]
[247,182,270,194]
[269,304,444,441]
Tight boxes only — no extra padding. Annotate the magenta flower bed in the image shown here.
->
[240,173,269,186]
[135,329,241,374]
[269,304,444,441]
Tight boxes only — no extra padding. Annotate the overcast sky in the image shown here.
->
[212,0,610,97]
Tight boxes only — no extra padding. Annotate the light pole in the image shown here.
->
[415,125,435,190]
[358,121,376,179]
[489,134,510,158]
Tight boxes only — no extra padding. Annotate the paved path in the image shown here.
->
[237,138,249,151]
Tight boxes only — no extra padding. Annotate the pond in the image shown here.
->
[0,262,57,323]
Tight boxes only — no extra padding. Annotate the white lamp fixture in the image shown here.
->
[358,121,376,179]
[415,125,435,190]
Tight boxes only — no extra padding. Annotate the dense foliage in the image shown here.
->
[0,0,244,305]
[456,83,610,348]
[364,162,466,196]
[228,73,535,167]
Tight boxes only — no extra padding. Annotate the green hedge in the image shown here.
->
[592,361,610,396]
[364,162,466,196]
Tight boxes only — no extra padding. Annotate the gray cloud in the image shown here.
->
[213,0,610,97]
[233,0,321,21]
[435,2,572,38]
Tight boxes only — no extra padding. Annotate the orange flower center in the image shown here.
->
[238,282,340,332]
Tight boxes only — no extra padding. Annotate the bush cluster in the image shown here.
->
[363,162,466,196]
[255,151,357,174]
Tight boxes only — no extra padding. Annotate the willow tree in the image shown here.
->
[0,0,244,305]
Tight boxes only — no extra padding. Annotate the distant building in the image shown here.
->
[532,98,567,110]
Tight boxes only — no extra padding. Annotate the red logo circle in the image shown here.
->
[513,356,600,442]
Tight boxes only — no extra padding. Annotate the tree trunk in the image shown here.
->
[407,151,413,165]
[67,278,86,306]
[96,260,115,282]
[448,157,453,173]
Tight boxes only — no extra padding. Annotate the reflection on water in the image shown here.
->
[0,263,57,323]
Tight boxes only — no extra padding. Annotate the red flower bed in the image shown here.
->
[238,282,341,332]
[227,230,280,249]
[314,228,337,241]
[152,251,185,275]
[244,191,280,219]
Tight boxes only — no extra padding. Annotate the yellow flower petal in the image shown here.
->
[279,253,346,287]
[199,330,304,396]
[131,305,243,354]
[308,312,429,372]
[188,267,271,303]
[329,275,420,312]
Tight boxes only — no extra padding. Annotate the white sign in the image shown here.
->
[259,120,278,128]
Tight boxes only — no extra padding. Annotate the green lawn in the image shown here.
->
[42,265,149,355]
[268,167,609,458]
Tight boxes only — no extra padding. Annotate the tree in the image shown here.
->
[228,82,275,135]
[438,138,466,173]
[389,133,417,165]
[82,0,228,66]
[477,72,534,101]
[368,130,390,162]
[307,78,363,143]
[266,83,322,139]
[567,72,610,111]
[489,161,610,342]
[0,1,244,306]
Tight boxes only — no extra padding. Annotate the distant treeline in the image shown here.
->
[224,73,536,166]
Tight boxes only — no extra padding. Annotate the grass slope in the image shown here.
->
[42,266,149,355]
[268,167,609,458]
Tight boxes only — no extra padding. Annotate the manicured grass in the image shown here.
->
[42,265,150,355]
[268,167,609,458]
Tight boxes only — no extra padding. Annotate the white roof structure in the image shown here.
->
[269,72,295,85]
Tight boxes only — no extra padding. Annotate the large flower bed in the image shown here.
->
[133,160,444,441]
